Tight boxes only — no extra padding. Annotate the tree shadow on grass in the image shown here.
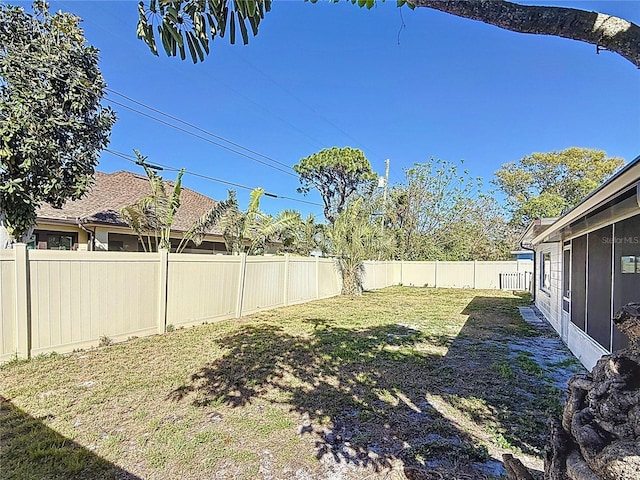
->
[168,317,498,478]
[168,292,563,478]
[0,396,141,480]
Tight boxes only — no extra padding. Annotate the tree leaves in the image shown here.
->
[325,197,394,294]
[120,152,185,251]
[294,147,377,224]
[0,2,115,242]
[493,148,625,228]
[382,158,516,261]
[137,0,272,63]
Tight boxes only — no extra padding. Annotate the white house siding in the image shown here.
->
[567,323,608,371]
[535,242,563,335]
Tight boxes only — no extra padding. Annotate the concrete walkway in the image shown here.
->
[518,306,551,330]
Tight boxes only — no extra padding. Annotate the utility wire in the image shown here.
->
[106,88,294,170]
[4,53,300,178]
[104,96,298,178]
[105,148,324,208]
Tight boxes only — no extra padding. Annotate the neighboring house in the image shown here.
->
[521,155,640,370]
[34,170,228,253]
[510,250,534,261]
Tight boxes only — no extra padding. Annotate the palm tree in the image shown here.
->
[279,213,322,256]
[176,192,235,253]
[325,198,394,295]
[120,151,183,252]
[220,188,298,255]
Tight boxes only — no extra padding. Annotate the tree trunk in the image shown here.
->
[340,265,362,296]
[412,0,640,67]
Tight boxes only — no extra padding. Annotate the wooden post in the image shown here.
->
[13,243,30,359]
[235,253,247,318]
[157,248,169,334]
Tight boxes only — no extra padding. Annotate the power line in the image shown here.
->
[104,96,298,178]
[106,88,294,170]
[3,53,301,178]
[104,149,324,208]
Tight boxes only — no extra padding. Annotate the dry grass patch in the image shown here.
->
[0,287,582,479]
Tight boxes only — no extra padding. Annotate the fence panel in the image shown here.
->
[472,261,515,289]
[0,251,16,361]
[435,262,475,288]
[28,251,159,355]
[242,257,286,315]
[287,257,318,305]
[167,254,241,327]
[401,262,436,287]
[391,262,402,286]
[361,262,384,291]
[1,251,534,362]
[318,259,340,298]
[362,261,400,291]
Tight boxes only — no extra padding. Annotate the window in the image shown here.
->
[47,234,74,250]
[541,252,551,292]
[108,240,124,252]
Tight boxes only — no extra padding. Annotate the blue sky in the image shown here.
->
[39,1,640,217]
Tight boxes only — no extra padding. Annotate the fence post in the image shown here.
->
[386,261,390,288]
[235,253,247,318]
[283,253,290,306]
[473,260,478,289]
[315,256,320,299]
[434,260,439,288]
[157,249,169,334]
[13,243,30,359]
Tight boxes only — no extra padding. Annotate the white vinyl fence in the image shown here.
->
[0,245,340,361]
[0,245,531,361]
[362,260,533,291]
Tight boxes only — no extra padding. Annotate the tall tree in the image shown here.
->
[494,147,625,228]
[0,2,115,248]
[384,158,513,261]
[294,146,376,224]
[137,1,640,67]
[325,197,394,295]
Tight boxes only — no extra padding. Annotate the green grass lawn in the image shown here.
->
[0,287,580,480]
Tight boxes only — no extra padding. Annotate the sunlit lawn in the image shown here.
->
[0,287,582,480]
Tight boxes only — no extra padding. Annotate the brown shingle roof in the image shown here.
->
[37,171,223,234]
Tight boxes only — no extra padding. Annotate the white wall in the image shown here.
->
[534,242,563,334]
[534,242,611,370]
[567,323,609,371]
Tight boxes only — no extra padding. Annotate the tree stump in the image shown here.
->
[544,303,640,480]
